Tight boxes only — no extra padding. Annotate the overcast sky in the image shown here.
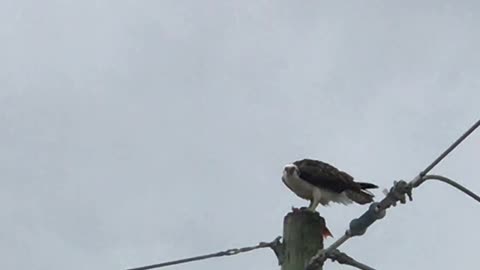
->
[1,1,479,270]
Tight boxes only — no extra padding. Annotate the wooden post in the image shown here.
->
[281,210,325,270]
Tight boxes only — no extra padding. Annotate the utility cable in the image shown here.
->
[327,249,376,270]
[125,236,282,270]
[419,174,480,203]
[412,118,480,187]
[308,118,480,270]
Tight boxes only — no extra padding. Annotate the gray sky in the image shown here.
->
[1,1,479,270]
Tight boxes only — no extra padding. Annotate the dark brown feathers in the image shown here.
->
[293,159,378,198]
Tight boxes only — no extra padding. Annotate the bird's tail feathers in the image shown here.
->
[357,182,378,190]
[345,189,375,205]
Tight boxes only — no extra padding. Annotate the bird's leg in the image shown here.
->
[306,188,323,213]
[307,199,320,212]
[307,200,315,210]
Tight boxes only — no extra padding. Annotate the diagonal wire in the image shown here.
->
[327,249,376,270]
[125,236,282,270]
[308,118,480,270]
[412,118,480,186]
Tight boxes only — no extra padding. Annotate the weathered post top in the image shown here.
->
[281,210,325,270]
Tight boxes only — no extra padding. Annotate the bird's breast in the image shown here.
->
[282,175,314,200]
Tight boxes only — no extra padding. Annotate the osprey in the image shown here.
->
[282,159,378,212]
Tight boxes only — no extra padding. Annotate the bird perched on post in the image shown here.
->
[282,159,378,212]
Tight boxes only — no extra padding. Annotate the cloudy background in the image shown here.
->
[1,1,479,270]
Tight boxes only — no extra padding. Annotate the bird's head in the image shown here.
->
[283,164,299,178]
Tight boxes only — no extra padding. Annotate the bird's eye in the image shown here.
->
[285,167,294,174]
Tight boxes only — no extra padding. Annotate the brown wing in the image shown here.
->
[293,159,363,193]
